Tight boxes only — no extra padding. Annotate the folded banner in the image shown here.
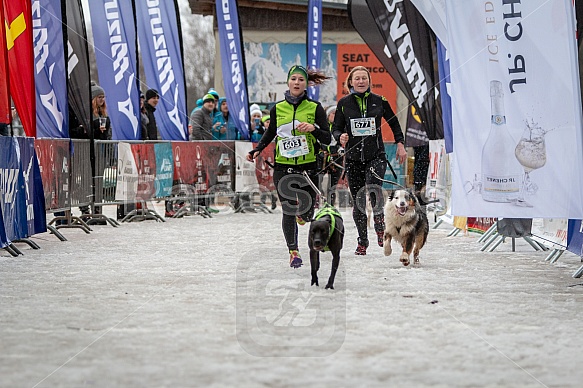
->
[88,0,141,140]
[216,0,250,140]
[16,137,46,235]
[0,137,28,241]
[307,0,322,100]
[33,0,69,138]
[136,0,188,140]
[4,0,36,137]
[65,0,92,136]
[448,0,583,218]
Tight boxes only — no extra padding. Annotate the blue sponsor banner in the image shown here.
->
[383,143,407,189]
[216,0,250,140]
[437,39,453,154]
[307,0,322,100]
[154,142,173,197]
[88,0,141,140]
[17,138,47,236]
[0,137,28,241]
[33,0,69,138]
[567,220,583,257]
[136,0,188,141]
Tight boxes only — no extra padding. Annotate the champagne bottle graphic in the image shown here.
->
[481,80,521,202]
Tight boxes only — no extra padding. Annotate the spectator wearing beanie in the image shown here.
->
[190,93,215,140]
[249,103,263,141]
[91,82,111,140]
[144,89,160,140]
[207,88,220,115]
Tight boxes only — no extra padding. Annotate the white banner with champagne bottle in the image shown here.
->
[447,0,583,218]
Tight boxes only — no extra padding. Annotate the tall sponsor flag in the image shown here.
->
[0,0,9,126]
[33,0,69,138]
[349,0,443,140]
[410,1,452,152]
[306,0,322,100]
[4,0,36,137]
[88,0,141,140]
[347,0,408,95]
[64,0,92,135]
[216,0,250,140]
[136,0,188,140]
[436,39,452,153]
[410,0,447,47]
[448,0,583,218]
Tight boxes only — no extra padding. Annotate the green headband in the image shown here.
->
[287,65,308,82]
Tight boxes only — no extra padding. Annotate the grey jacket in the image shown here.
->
[190,108,213,140]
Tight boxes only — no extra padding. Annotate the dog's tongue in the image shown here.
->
[396,206,407,216]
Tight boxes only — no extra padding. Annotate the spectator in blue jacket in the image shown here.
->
[213,97,238,140]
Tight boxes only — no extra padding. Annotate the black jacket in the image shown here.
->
[144,103,158,140]
[91,115,111,140]
[332,91,404,162]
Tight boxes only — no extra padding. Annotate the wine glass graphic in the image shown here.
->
[513,120,547,207]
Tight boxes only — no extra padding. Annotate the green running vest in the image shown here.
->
[275,99,319,165]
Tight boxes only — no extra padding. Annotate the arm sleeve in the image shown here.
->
[311,103,332,145]
[382,98,405,144]
[332,102,346,142]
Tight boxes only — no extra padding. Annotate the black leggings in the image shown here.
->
[273,169,318,251]
[345,158,387,244]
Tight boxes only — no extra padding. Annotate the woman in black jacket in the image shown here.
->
[332,66,407,255]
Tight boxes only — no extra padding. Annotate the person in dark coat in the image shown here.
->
[144,89,160,140]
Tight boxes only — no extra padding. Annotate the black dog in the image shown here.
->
[308,204,344,289]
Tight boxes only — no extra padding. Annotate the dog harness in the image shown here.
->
[314,205,343,250]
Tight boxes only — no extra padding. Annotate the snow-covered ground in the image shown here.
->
[1,204,582,387]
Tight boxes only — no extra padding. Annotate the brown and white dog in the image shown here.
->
[383,190,429,266]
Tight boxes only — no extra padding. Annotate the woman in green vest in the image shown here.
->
[247,65,331,269]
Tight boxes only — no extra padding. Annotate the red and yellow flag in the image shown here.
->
[3,0,35,137]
